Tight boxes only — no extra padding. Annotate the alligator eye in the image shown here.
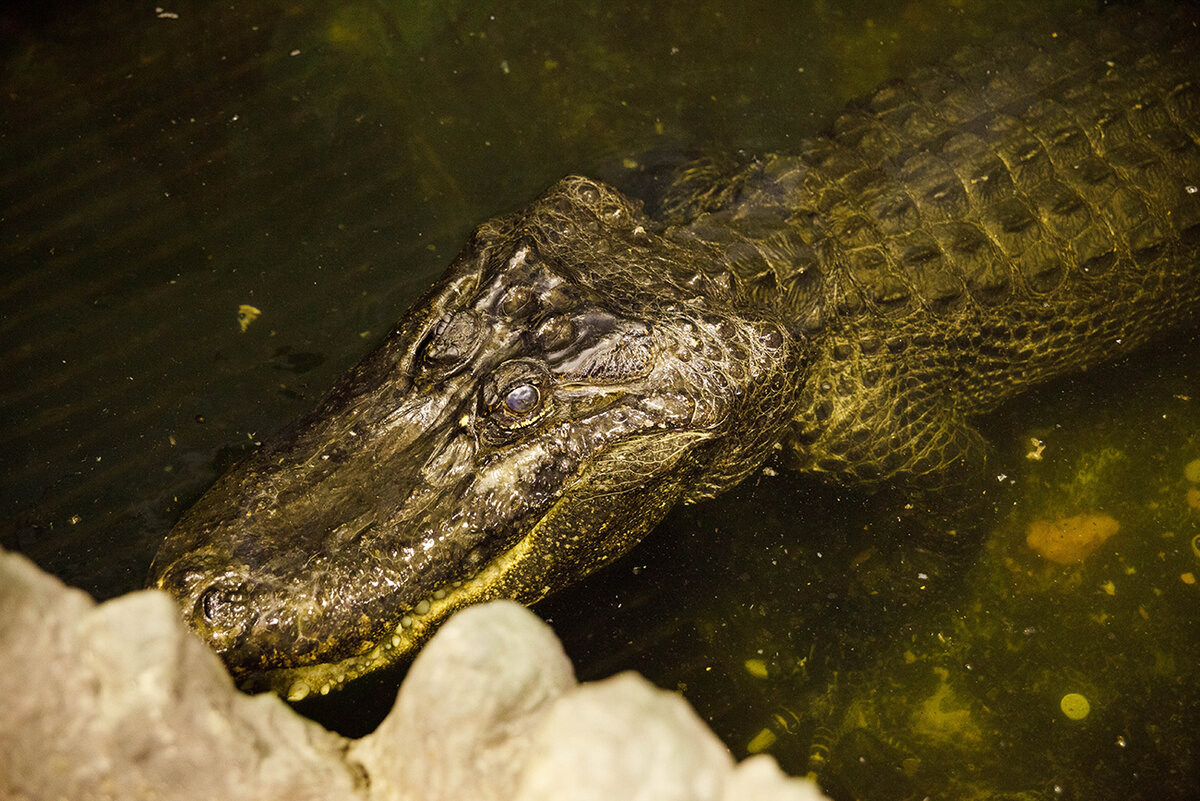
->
[503,383,540,415]
[484,358,551,435]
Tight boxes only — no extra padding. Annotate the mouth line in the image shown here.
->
[236,507,561,700]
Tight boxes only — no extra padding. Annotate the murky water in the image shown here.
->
[3,2,1197,799]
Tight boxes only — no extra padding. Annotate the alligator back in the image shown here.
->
[676,6,1200,483]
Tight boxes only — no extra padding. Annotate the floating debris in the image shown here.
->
[743,658,769,679]
[1185,458,1200,484]
[746,727,776,754]
[1025,514,1120,565]
[238,304,262,332]
[1060,693,1090,720]
[1026,437,1046,461]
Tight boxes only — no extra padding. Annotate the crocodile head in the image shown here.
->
[149,177,801,698]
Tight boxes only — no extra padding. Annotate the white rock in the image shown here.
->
[0,549,362,801]
[512,672,733,801]
[0,548,831,801]
[352,600,576,801]
[725,755,829,801]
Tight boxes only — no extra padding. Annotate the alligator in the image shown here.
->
[150,6,1200,701]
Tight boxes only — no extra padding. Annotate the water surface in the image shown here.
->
[3,2,1197,798]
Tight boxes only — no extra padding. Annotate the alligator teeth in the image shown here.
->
[414,599,431,615]
[433,588,447,600]
[401,615,414,628]
[287,682,310,702]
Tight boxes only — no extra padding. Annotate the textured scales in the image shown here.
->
[151,7,1200,694]
[671,9,1200,483]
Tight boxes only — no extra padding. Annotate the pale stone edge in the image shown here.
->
[0,547,829,801]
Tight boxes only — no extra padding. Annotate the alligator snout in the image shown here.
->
[155,560,257,652]
[195,581,253,637]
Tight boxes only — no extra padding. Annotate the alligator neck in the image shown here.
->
[666,7,1200,483]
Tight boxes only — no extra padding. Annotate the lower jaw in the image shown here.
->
[236,524,555,700]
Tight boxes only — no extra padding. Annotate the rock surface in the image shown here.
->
[0,547,828,801]
[0,549,361,801]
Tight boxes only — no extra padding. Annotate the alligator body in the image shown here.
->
[151,7,1200,700]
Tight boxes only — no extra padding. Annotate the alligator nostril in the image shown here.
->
[199,586,224,624]
[196,583,248,630]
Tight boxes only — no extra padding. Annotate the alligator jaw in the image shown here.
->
[248,513,551,700]
[246,470,662,698]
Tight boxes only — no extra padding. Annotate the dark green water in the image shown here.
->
[3,2,1198,799]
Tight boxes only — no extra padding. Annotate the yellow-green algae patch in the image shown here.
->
[911,674,981,744]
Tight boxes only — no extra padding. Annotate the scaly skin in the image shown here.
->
[672,8,1200,483]
[150,7,1200,698]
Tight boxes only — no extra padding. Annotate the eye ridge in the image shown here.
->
[417,314,454,366]
[419,311,482,373]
